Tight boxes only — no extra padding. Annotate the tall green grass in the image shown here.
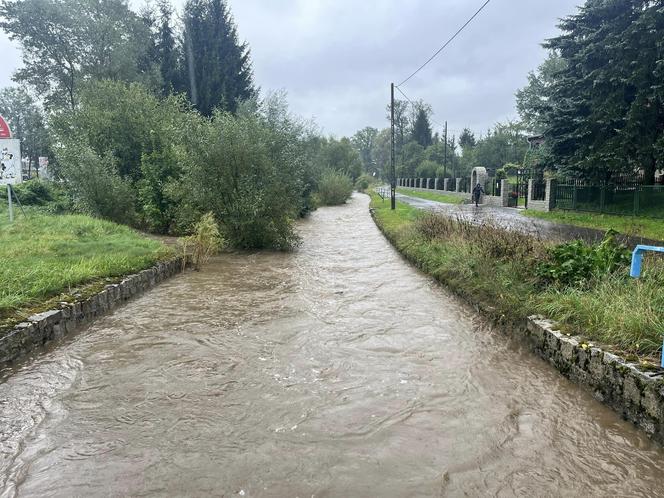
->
[0,209,171,322]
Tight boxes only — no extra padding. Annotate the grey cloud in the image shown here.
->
[1,0,581,136]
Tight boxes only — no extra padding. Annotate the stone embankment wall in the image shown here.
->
[0,257,185,366]
[526,317,664,443]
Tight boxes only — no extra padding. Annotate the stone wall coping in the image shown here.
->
[0,256,187,367]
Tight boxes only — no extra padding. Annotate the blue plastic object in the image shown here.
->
[630,245,664,278]
[629,245,664,367]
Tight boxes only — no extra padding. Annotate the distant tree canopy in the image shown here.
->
[0,86,49,172]
[517,0,664,183]
[0,0,156,109]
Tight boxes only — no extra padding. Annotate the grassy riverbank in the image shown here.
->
[522,210,664,242]
[0,208,172,327]
[396,188,465,205]
[370,194,664,362]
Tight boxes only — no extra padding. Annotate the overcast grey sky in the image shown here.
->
[0,0,581,137]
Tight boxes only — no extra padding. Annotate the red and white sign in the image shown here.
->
[0,115,11,139]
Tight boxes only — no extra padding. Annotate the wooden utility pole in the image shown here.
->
[390,83,396,210]
[443,121,448,179]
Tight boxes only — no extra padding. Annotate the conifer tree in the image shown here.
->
[182,0,255,115]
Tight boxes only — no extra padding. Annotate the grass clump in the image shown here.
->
[181,212,224,270]
[397,188,465,205]
[0,211,172,324]
[370,193,664,361]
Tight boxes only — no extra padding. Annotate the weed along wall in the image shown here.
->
[0,257,186,366]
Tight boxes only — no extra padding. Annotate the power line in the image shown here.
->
[398,0,492,87]
[394,85,445,129]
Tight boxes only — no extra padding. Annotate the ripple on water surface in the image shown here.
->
[2,194,664,497]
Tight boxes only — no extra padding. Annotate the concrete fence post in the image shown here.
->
[527,179,534,208]
[500,179,509,207]
[545,179,556,211]
[443,178,450,191]
[434,178,439,190]
[456,178,462,193]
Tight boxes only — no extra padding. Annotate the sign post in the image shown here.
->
[7,184,13,222]
[0,114,21,222]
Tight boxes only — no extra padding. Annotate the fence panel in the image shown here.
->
[554,183,664,218]
[531,179,546,201]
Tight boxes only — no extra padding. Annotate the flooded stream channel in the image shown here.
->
[2,194,664,497]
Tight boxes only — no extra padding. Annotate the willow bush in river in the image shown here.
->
[181,97,312,250]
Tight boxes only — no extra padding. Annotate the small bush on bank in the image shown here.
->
[317,170,353,205]
[57,144,136,225]
[181,212,224,270]
[354,174,375,192]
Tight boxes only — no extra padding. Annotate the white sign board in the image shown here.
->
[0,139,21,185]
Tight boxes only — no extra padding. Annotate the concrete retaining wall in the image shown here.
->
[0,257,186,366]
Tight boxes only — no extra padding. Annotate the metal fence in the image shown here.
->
[531,179,546,201]
[555,183,664,218]
[485,178,502,197]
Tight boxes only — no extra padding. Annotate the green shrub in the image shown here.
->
[354,174,374,192]
[0,179,71,212]
[56,144,136,225]
[183,97,306,250]
[317,170,353,205]
[536,230,631,288]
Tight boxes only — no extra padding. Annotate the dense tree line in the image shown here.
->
[0,0,358,249]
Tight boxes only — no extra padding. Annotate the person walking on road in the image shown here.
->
[472,183,485,207]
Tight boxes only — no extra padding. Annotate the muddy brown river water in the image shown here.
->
[2,194,664,497]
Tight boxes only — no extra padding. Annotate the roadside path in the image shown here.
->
[395,192,659,246]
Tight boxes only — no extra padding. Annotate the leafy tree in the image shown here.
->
[52,80,198,232]
[182,96,309,249]
[351,126,378,173]
[319,137,362,180]
[182,0,255,115]
[386,99,410,157]
[0,0,156,109]
[0,86,49,176]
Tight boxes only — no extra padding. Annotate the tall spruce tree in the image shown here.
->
[182,0,255,115]
[411,107,433,148]
[156,0,181,95]
[541,0,664,183]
